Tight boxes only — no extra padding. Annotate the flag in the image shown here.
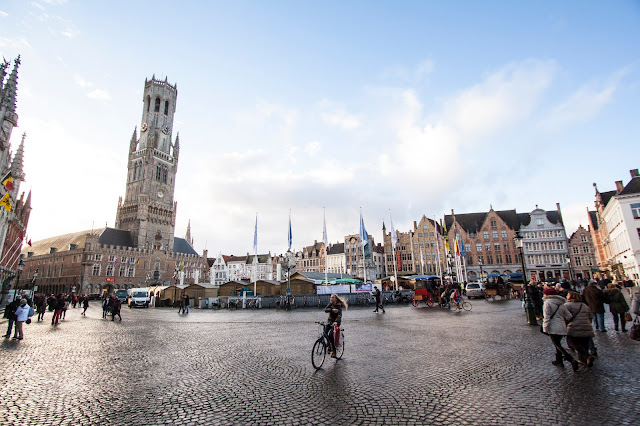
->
[253,214,258,252]
[27,239,32,247]
[455,235,460,257]
[288,212,292,252]
[322,209,328,251]
[0,192,11,212]
[2,172,13,191]
[460,238,466,257]
[180,261,184,271]
[390,213,397,248]
[359,211,368,247]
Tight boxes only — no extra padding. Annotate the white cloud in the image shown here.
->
[0,11,8,18]
[541,66,630,129]
[304,141,320,155]
[321,111,361,130]
[0,37,31,49]
[74,74,92,89]
[381,59,435,84]
[87,89,111,101]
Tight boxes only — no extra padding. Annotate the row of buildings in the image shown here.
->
[9,65,639,301]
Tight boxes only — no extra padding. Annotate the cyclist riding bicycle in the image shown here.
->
[451,288,462,309]
[324,294,348,358]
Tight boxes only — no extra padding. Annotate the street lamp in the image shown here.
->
[514,231,537,326]
[565,255,573,281]
[281,251,296,302]
[13,259,25,301]
[478,259,484,282]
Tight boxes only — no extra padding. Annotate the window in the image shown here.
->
[492,231,498,239]
[496,254,503,264]
[467,256,473,265]
[486,255,493,265]
[154,97,161,112]
[501,230,508,238]
[92,264,101,276]
[573,247,579,254]
[476,243,482,252]
[477,255,484,264]
[581,235,587,242]
[95,254,102,261]
[483,231,489,239]
[536,218,544,225]
[575,257,583,266]
[494,243,501,251]
[106,265,114,277]
[491,220,497,227]
[485,243,491,251]
[164,100,169,115]
[505,254,512,263]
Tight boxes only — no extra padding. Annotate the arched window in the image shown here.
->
[147,95,151,112]
[154,97,161,112]
[164,100,169,115]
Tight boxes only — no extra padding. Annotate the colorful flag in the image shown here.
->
[0,192,11,212]
[359,211,368,247]
[27,239,32,247]
[322,209,328,250]
[2,172,13,191]
[460,238,466,257]
[390,213,397,248]
[253,214,258,252]
[455,235,460,257]
[288,212,292,252]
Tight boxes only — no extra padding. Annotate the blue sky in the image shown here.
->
[1,1,639,255]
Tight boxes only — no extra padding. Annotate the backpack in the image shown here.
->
[28,306,34,317]
[630,317,640,342]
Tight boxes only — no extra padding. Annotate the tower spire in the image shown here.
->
[11,132,26,182]
[1,55,20,112]
[130,126,138,151]
[185,220,192,246]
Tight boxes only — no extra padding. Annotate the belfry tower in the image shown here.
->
[115,76,180,252]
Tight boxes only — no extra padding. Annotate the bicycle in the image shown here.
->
[449,298,472,312]
[311,321,345,369]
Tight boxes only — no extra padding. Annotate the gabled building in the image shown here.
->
[296,240,326,273]
[593,169,640,282]
[567,225,597,281]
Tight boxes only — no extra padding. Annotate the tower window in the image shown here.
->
[164,101,169,115]
[147,95,151,112]
[154,97,161,112]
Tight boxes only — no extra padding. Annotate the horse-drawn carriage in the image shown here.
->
[484,276,513,300]
[412,276,441,307]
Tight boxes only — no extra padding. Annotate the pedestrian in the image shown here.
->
[72,295,78,308]
[542,288,579,371]
[178,294,184,314]
[583,281,606,332]
[3,297,20,338]
[47,294,55,312]
[52,294,65,325]
[373,286,385,313]
[604,283,630,332]
[183,293,190,314]
[12,299,31,340]
[82,295,89,315]
[631,285,640,317]
[36,294,46,322]
[111,298,122,321]
[564,292,595,368]
[61,297,69,320]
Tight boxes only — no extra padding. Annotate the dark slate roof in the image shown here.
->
[292,271,354,281]
[328,243,344,255]
[517,213,531,227]
[588,211,599,231]
[227,255,247,263]
[600,190,616,208]
[99,227,134,248]
[445,210,520,234]
[246,254,270,264]
[619,177,640,196]
[173,237,198,255]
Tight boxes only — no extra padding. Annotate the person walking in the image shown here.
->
[111,298,122,321]
[61,297,69,320]
[52,294,65,325]
[3,297,20,338]
[631,285,640,317]
[373,286,385,313]
[604,283,630,332]
[583,281,606,332]
[81,296,89,316]
[183,293,190,314]
[565,292,595,368]
[12,299,30,340]
[36,294,46,322]
[542,288,579,371]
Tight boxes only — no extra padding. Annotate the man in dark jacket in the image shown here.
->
[373,286,385,313]
[52,294,65,325]
[3,297,20,337]
[583,282,606,332]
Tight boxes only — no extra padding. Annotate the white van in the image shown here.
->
[128,288,150,308]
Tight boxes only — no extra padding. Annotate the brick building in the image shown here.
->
[567,225,597,280]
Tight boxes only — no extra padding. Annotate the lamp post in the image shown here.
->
[31,268,39,298]
[478,259,484,282]
[13,259,25,301]
[565,255,573,281]
[281,251,296,303]
[514,231,537,326]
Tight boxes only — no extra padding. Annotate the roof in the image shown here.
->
[291,271,354,281]
[226,255,247,263]
[445,209,520,234]
[588,211,599,231]
[173,237,198,255]
[618,176,640,196]
[22,229,101,256]
[99,227,134,248]
[328,243,344,255]
[600,190,616,209]
[246,254,270,264]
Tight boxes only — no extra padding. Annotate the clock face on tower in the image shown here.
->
[141,122,148,132]
[157,190,164,199]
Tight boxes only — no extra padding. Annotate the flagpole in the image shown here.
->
[254,213,258,297]
[0,235,24,267]
[409,231,416,275]
[360,208,367,283]
[435,216,443,286]
[323,208,328,285]
[390,211,399,291]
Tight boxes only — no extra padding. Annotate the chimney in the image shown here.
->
[615,180,624,193]
[630,169,639,178]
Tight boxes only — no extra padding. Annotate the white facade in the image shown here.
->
[520,207,570,281]
[602,193,640,282]
[210,253,228,287]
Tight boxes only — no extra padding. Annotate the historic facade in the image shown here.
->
[592,169,640,282]
[21,76,207,296]
[567,225,597,280]
[0,56,32,307]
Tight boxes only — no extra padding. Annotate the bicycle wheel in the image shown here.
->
[412,299,418,307]
[462,301,472,311]
[312,339,326,369]
[335,331,345,360]
[426,296,434,307]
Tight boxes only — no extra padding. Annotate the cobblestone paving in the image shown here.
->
[1,297,638,425]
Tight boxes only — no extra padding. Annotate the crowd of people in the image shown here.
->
[538,278,639,372]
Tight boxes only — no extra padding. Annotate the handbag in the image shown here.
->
[624,312,632,322]
[26,318,31,324]
[630,317,640,341]
[540,305,561,335]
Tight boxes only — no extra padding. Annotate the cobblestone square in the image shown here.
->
[1,299,638,425]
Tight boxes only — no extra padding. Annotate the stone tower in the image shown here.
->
[115,76,180,252]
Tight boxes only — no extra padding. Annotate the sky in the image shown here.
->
[1,0,639,257]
